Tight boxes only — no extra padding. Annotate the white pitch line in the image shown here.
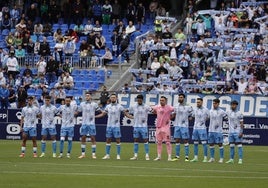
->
[1,171,268,179]
[3,162,268,175]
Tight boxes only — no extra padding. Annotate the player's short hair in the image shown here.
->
[136,94,144,100]
[213,98,220,103]
[110,93,117,97]
[85,92,91,95]
[178,93,185,98]
[160,96,167,100]
[65,96,72,100]
[197,98,203,101]
[45,95,51,100]
[231,100,238,105]
[27,96,34,100]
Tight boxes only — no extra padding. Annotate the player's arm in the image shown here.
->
[20,116,24,132]
[95,111,107,118]
[124,109,134,119]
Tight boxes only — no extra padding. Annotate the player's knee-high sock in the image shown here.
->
[41,140,46,153]
[144,142,149,155]
[210,146,215,159]
[202,141,208,157]
[60,138,64,154]
[194,141,199,158]
[175,143,180,157]
[81,144,86,155]
[21,146,26,154]
[184,143,189,158]
[219,146,224,159]
[33,147,37,154]
[238,144,243,159]
[157,142,162,158]
[67,137,72,154]
[230,144,235,159]
[91,145,96,154]
[106,144,111,155]
[134,142,138,155]
[52,140,57,154]
[116,143,121,155]
[166,142,172,158]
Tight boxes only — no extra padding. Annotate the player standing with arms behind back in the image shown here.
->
[39,95,58,158]
[125,94,152,160]
[171,93,193,162]
[226,100,244,164]
[78,92,101,159]
[152,96,174,161]
[190,98,209,162]
[208,98,227,163]
[96,93,125,160]
[19,96,40,158]
[57,96,77,158]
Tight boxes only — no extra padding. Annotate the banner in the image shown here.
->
[118,94,268,117]
[0,109,267,145]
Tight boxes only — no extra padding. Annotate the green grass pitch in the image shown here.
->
[0,140,267,188]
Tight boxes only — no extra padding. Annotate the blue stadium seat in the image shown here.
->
[74,82,83,89]
[72,69,80,76]
[27,88,35,96]
[1,29,9,36]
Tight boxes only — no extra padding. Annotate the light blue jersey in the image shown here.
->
[208,108,227,133]
[192,106,209,130]
[58,104,77,128]
[173,103,193,127]
[78,101,100,125]
[128,103,151,128]
[105,103,124,127]
[227,110,243,134]
[40,104,58,128]
[21,105,40,128]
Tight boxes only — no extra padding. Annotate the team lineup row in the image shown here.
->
[19,93,244,164]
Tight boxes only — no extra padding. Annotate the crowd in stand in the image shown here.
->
[0,0,172,109]
[129,0,268,95]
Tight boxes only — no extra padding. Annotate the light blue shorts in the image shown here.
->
[23,127,37,137]
[208,132,223,144]
[228,133,243,143]
[174,126,189,139]
[60,127,74,137]
[80,124,96,136]
[192,129,207,141]
[41,128,57,136]
[106,127,121,138]
[133,127,148,139]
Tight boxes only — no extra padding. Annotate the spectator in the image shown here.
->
[102,48,113,66]
[6,51,19,79]
[46,55,59,84]
[83,19,93,35]
[150,57,161,71]
[0,85,10,109]
[73,21,84,37]
[114,20,126,37]
[94,32,106,50]
[23,73,32,90]
[63,72,74,89]
[17,86,27,108]
[8,85,16,107]
[36,56,47,76]
[168,60,183,78]
[99,85,109,108]
[126,2,136,23]
[125,21,136,35]
[121,83,131,93]
[1,14,11,30]
[111,30,120,57]
[92,0,103,24]
[34,22,44,37]
[23,64,33,77]
[112,0,121,25]
[233,77,248,94]
[63,37,76,56]
[178,50,191,78]
[155,62,168,77]
[73,0,84,24]
[136,2,145,30]
[39,37,51,56]
[120,30,130,62]
[102,0,112,25]
[55,86,66,104]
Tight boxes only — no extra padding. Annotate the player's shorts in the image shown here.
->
[192,129,207,141]
[60,127,74,137]
[80,124,96,136]
[228,132,243,143]
[133,127,148,139]
[208,132,223,144]
[41,128,57,136]
[156,126,171,142]
[23,127,37,137]
[106,126,121,138]
[174,126,189,139]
